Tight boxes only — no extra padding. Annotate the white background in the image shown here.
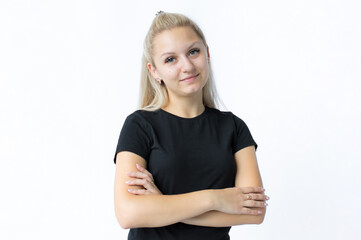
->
[1,0,360,239]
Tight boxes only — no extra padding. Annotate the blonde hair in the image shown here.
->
[139,11,224,111]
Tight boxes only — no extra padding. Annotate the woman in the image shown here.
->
[113,11,269,240]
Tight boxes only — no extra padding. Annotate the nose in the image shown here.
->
[180,56,195,72]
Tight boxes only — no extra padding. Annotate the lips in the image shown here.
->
[181,73,199,81]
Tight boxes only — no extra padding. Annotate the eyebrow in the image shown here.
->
[160,41,202,59]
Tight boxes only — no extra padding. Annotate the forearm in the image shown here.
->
[181,207,267,227]
[116,189,215,229]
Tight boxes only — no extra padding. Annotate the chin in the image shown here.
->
[182,86,204,96]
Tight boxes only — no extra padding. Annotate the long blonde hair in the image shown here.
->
[139,12,224,111]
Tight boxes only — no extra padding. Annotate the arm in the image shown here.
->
[114,151,263,229]
[181,146,268,227]
[114,151,214,229]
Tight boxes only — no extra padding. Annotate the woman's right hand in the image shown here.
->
[214,187,269,215]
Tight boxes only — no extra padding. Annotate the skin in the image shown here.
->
[125,148,270,227]
[114,26,269,229]
[147,26,210,118]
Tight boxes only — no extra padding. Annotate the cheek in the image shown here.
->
[165,67,179,79]
[196,54,208,69]
[158,66,176,79]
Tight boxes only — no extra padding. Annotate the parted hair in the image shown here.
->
[139,11,223,111]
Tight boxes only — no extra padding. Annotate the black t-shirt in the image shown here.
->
[113,106,257,240]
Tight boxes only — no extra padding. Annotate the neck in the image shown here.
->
[162,92,205,118]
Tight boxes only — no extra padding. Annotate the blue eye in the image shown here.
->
[164,49,200,63]
[165,57,175,63]
[189,49,200,56]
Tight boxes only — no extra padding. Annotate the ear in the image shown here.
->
[147,63,160,79]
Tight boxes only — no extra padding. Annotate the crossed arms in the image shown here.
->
[114,146,268,229]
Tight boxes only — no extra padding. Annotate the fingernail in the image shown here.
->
[258,211,262,214]
[125,181,131,184]
[136,164,141,168]
[128,189,135,192]
[266,196,270,200]
[264,202,268,206]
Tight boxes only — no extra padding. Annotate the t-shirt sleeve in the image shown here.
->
[232,114,258,154]
[113,113,151,164]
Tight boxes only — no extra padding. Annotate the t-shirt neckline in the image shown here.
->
[159,106,209,121]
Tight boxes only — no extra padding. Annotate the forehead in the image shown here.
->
[152,27,202,55]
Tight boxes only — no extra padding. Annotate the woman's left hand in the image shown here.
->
[125,164,163,195]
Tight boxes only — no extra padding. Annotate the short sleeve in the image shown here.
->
[113,113,151,164]
[232,114,258,154]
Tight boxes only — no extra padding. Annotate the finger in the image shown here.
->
[128,188,147,195]
[243,193,269,201]
[126,179,156,191]
[136,163,148,173]
[241,208,263,215]
[136,164,154,181]
[240,187,264,194]
[126,179,149,186]
[127,171,152,182]
[243,200,268,208]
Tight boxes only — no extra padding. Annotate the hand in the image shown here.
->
[125,164,163,195]
[214,187,269,215]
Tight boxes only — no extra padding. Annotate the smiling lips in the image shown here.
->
[180,73,200,82]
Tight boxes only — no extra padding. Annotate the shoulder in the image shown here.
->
[207,107,246,125]
[125,108,160,122]
[122,108,161,131]
[207,106,232,118]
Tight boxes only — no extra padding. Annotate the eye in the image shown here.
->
[189,48,200,56]
[165,57,175,63]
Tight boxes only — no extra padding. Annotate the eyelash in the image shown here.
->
[165,48,200,63]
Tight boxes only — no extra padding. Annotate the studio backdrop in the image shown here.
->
[0,0,360,239]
